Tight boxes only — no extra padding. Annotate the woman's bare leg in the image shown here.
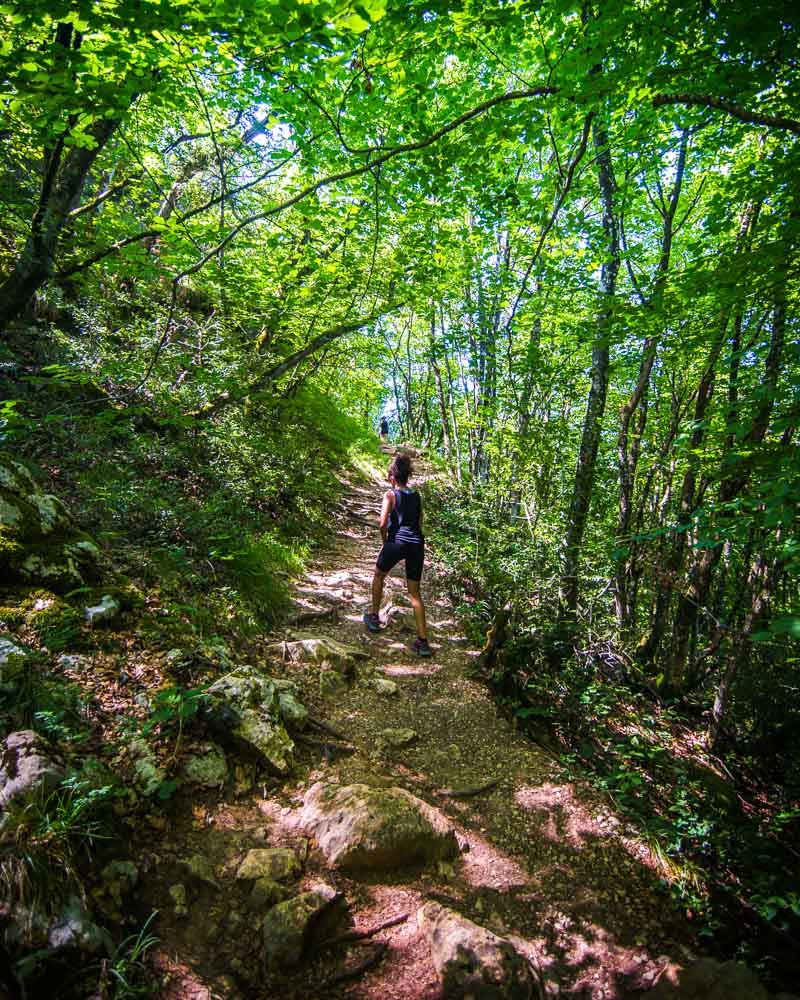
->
[407,579,427,639]
[371,570,386,616]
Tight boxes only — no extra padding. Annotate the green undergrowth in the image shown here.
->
[488,645,800,983]
[422,477,556,638]
[4,345,383,644]
[423,476,800,991]
[0,335,383,997]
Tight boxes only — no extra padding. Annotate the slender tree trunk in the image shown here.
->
[669,279,786,684]
[559,115,620,618]
[0,116,122,329]
[615,131,688,632]
[708,550,780,747]
[429,314,452,464]
[639,200,761,669]
[440,315,463,483]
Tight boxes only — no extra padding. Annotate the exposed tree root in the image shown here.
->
[438,777,501,798]
[307,715,349,741]
[320,942,388,989]
[320,912,409,949]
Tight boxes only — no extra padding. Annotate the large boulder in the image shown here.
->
[418,902,536,1000]
[0,453,101,591]
[261,883,343,967]
[300,781,460,873]
[0,730,65,813]
[647,958,770,1000]
[205,666,300,775]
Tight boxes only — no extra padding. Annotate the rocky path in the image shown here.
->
[147,458,696,999]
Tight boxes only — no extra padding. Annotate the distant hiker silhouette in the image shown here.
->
[379,416,389,441]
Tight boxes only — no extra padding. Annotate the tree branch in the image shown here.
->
[187,302,406,419]
[652,94,800,134]
[174,87,559,282]
[69,175,137,218]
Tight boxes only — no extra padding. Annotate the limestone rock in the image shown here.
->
[237,847,301,882]
[182,854,218,886]
[373,677,399,696]
[380,727,418,748]
[261,883,343,967]
[0,636,30,686]
[300,781,460,872]
[169,883,188,916]
[418,902,535,999]
[98,860,139,907]
[56,653,91,672]
[250,878,290,909]
[647,958,770,1000]
[319,669,348,697]
[274,682,309,729]
[206,666,296,775]
[278,634,366,676]
[182,745,227,788]
[84,594,120,626]
[48,896,112,955]
[0,730,65,812]
[128,736,166,796]
[0,453,101,591]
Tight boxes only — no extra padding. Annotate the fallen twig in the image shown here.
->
[439,778,501,798]
[288,607,339,626]
[320,942,387,989]
[294,734,355,756]
[307,715,349,741]
[319,912,408,949]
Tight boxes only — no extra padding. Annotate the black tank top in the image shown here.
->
[388,489,423,545]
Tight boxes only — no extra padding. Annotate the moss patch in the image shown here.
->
[22,591,85,652]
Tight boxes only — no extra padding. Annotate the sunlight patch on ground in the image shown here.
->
[514,783,620,848]
[458,830,532,890]
[152,952,212,1000]
[379,662,442,677]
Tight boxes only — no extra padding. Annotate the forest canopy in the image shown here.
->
[1,0,799,990]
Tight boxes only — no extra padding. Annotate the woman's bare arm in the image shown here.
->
[379,490,395,542]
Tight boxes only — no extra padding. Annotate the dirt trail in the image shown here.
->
[148,457,695,999]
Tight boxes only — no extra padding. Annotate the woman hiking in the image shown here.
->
[363,453,432,657]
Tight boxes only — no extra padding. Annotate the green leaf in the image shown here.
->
[339,12,370,32]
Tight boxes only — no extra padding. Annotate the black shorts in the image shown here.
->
[376,541,424,582]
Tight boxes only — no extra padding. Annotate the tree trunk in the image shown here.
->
[615,130,688,632]
[429,314,452,464]
[0,23,123,333]
[668,278,786,685]
[559,114,620,618]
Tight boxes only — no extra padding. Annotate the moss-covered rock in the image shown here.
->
[299,782,461,873]
[0,453,102,592]
[205,666,298,775]
[21,591,84,652]
[0,636,32,687]
[182,744,227,788]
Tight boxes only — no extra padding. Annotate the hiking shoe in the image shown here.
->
[413,637,433,657]
[363,610,381,633]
